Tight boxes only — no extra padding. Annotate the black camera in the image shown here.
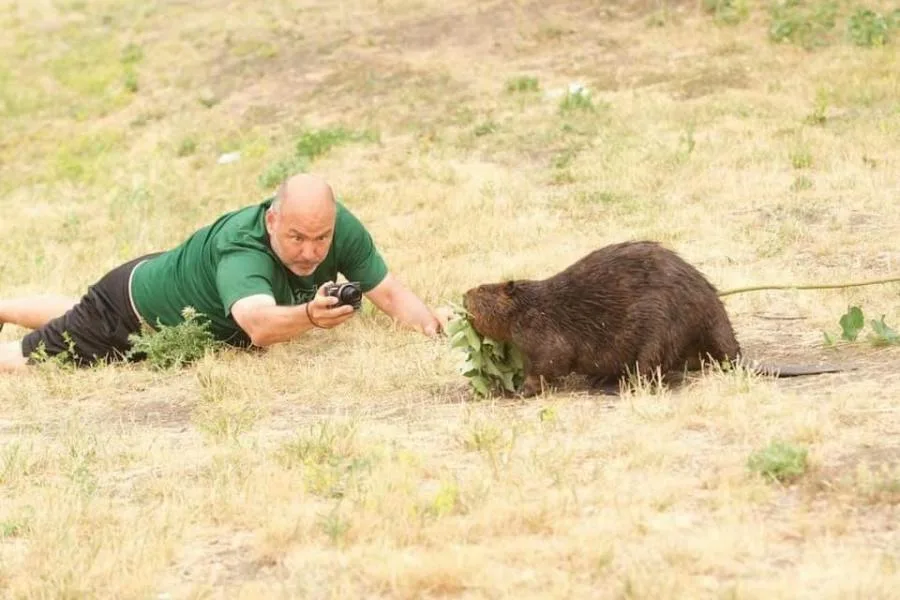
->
[323,281,362,310]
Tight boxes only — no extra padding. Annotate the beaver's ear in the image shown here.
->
[503,280,516,295]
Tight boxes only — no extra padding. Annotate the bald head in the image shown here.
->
[272,173,336,216]
[266,173,338,276]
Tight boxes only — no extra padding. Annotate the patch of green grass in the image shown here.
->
[790,175,813,191]
[176,137,198,157]
[44,28,139,117]
[676,123,696,162]
[846,7,896,47]
[768,0,839,49]
[120,43,144,65]
[51,128,125,184]
[121,42,143,93]
[258,156,310,189]
[192,363,261,444]
[257,126,379,189]
[552,147,579,169]
[747,440,809,483]
[277,420,377,498]
[702,0,750,25]
[559,88,594,114]
[0,517,30,538]
[505,75,540,93]
[295,126,380,161]
[790,146,813,169]
[804,87,829,125]
[473,121,498,137]
[0,61,52,119]
[422,480,462,518]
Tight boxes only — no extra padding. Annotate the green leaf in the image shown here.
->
[868,315,900,346]
[470,375,491,397]
[482,357,504,377]
[822,331,835,346]
[445,315,469,336]
[449,330,469,348]
[500,370,517,392]
[839,306,865,341]
[464,354,484,371]
[465,327,482,351]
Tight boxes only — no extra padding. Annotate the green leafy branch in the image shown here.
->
[445,303,525,398]
[127,306,223,370]
[823,305,900,347]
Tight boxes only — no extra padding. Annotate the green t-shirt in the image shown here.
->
[129,197,389,346]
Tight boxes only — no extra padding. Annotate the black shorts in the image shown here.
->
[21,253,161,367]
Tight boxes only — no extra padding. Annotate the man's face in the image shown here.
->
[265,203,335,276]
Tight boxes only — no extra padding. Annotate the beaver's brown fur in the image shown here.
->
[463,240,839,397]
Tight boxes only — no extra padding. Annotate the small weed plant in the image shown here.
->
[295,126,379,161]
[127,306,223,369]
[505,75,539,93]
[847,7,897,47]
[28,331,80,369]
[768,0,839,49]
[702,0,750,25]
[446,305,525,398]
[559,88,594,114]
[747,440,809,483]
[823,305,900,347]
[258,126,379,189]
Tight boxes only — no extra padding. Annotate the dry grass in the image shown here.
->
[2,0,900,597]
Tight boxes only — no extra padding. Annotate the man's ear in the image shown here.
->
[264,207,276,234]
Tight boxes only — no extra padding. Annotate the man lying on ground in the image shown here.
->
[0,173,450,372]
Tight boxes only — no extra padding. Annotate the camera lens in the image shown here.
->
[340,285,361,305]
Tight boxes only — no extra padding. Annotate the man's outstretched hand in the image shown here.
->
[426,305,456,337]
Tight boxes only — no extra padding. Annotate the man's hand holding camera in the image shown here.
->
[304,281,362,329]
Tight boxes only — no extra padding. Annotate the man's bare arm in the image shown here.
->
[230,288,354,347]
[364,273,450,336]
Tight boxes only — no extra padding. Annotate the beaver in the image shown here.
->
[462,240,844,398]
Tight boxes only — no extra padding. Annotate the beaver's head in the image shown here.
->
[462,280,524,342]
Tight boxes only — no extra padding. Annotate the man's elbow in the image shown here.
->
[244,324,276,348]
[248,332,272,348]
[232,314,272,348]
[230,296,277,348]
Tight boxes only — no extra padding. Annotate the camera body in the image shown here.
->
[322,281,363,310]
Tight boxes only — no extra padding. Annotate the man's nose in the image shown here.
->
[301,245,322,261]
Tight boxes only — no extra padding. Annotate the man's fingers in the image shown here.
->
[434,306,453,324]
[311,295,338,310]
[309,301,356,328]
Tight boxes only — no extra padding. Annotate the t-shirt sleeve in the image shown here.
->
[215,248,278,316]
[337,207,389,292]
